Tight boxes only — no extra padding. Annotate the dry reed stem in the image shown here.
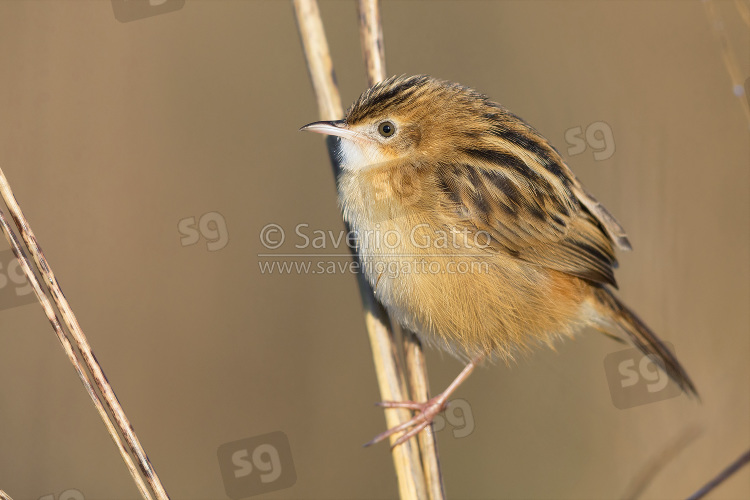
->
[402,329,444,499]
[0,490,13,500]
[356,0,444,497]
[703,0,750,127]
[293,1,342,122]
[0,209,154,500]
[736,0,750,26]
[0,167,168,500]
[620,425,702,499]
[357,0,386,88]
[686,448,750,500]
[292,1,428,498]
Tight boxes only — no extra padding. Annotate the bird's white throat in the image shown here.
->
[336,137,388,172]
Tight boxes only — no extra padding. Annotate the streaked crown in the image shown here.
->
[342,75,567,176]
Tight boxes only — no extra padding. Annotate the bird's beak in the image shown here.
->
[299,120,371,143]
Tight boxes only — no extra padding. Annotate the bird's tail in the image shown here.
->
[591,286,698,397]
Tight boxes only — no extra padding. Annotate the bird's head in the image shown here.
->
[301,75,495,171]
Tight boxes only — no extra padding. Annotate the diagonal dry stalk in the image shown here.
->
[293,0,445,498]
[686,448,750,500]
[620,424,703,499]
[0,490,13,500]
[356,1,444,497]
[0,209,154,499]
[0,167,169,500]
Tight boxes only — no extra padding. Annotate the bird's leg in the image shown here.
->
[365,354,484,448]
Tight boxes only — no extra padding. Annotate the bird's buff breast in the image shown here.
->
[338,164,589,360]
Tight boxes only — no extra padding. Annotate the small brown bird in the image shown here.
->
[301,75,697,447]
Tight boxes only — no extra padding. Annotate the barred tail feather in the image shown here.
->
[591,286,698,397]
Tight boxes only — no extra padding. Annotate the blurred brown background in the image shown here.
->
[0,1,748,499]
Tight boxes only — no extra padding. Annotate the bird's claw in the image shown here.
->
[365,395,449,448]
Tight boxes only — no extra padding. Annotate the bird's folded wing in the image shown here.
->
[434,161,621,288]
[570,182,632,251]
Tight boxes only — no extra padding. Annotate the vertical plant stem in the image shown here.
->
[357,0,386,87]
[292,1,428,498]
[403,329,444,499]
[356,0,444,497]
[703,0,750,127]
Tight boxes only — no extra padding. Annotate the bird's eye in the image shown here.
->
[378,121,395,137]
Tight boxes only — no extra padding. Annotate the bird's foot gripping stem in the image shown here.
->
[365,354,483,448]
